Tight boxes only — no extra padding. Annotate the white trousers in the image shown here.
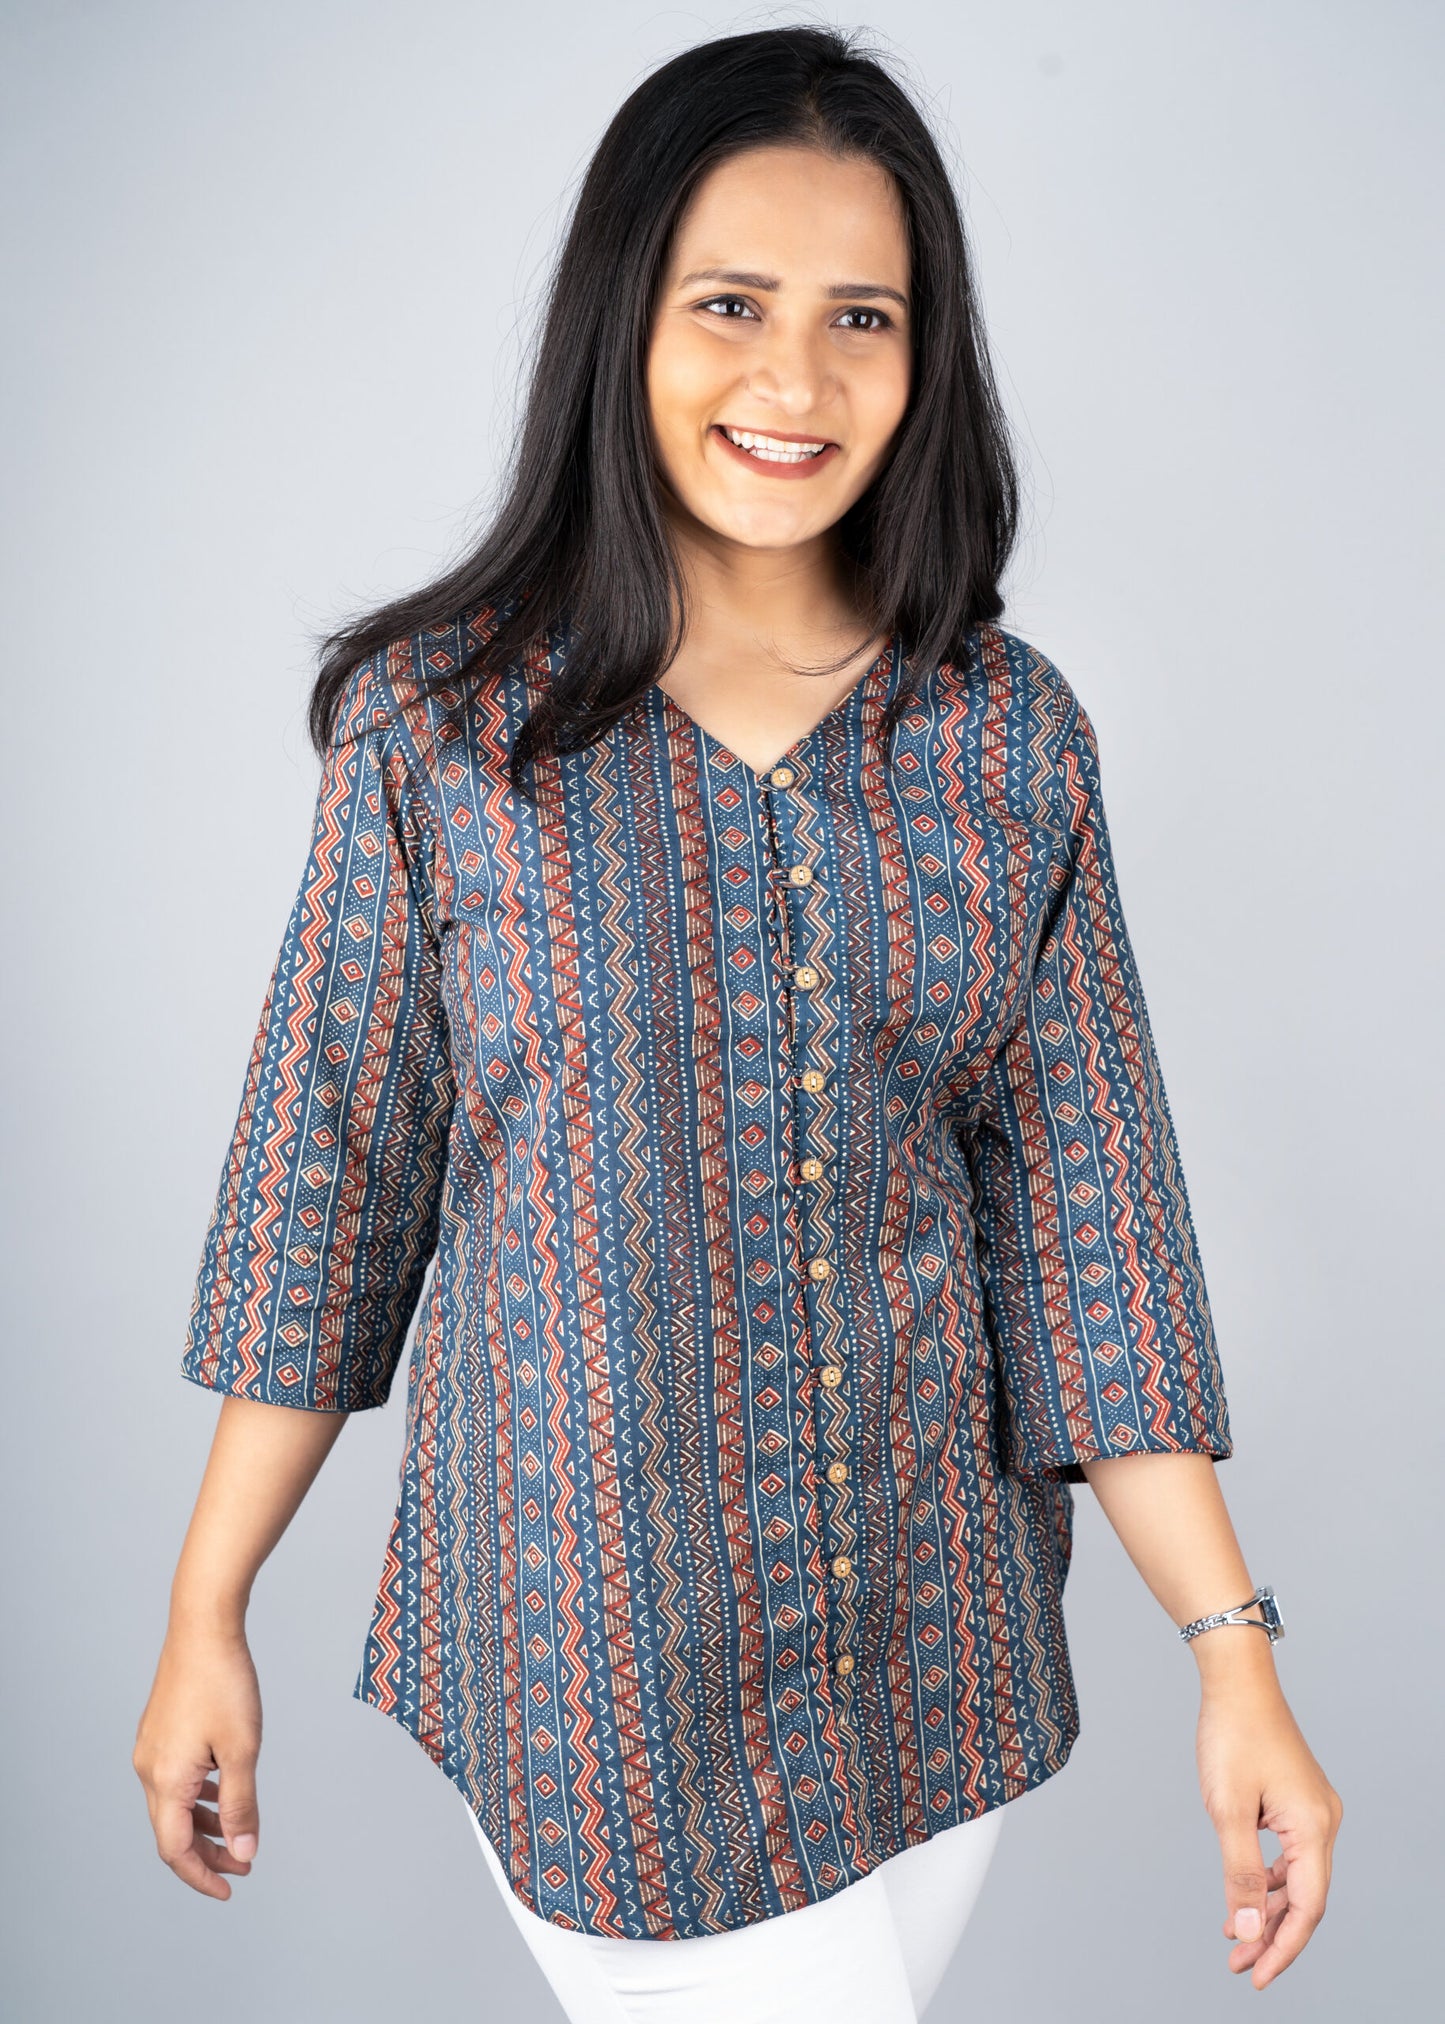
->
[463,1792,1006,2023]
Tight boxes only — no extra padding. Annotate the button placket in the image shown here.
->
[759,755,862,1692]
[714,745,836,1832]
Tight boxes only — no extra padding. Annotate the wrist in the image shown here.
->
[168,1581,251,1643]
[1191,1623,1282,1693]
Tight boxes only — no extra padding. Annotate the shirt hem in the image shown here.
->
[350,1674,1082,1941]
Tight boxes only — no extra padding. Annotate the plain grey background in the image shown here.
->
[4,1,1441,2017]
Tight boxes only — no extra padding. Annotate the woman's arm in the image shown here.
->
[133,1396,349,1899]
[1079,1452,1343,1990]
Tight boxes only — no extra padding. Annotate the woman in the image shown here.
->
[134,24,1341,2021]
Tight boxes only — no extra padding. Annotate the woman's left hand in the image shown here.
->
[1195,1649,1343,1989]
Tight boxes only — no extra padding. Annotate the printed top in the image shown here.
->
[180,606,1233,1940]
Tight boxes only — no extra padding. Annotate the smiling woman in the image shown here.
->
[294,24,1021,799]
[143,19,1341,2024]
[644,143,916,769]
[648,143,910,524]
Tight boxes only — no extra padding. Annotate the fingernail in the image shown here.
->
[1234,1906,1262,1940]
[231,1834,257,1861]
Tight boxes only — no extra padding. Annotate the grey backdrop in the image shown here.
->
[4,2,1440,2018]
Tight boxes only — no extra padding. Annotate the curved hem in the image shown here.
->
[351,1676,1081,1941]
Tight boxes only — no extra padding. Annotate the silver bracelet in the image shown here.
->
[1177,1582,1285,1646]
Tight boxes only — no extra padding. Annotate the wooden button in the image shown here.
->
[831,1555,853,1579]
[800,1158,824,1181]
[787,864,814,886]
[819,1365,843,1389]
[826,1460,849,1486]
[801,1069,826,1093]
[806,1256,831,1281]
[793,965,820,990]
[834,1653,855,1677]
[769,764,796,788]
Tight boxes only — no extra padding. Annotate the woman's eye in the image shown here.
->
[836,307,891,333]
[694,297,894,332]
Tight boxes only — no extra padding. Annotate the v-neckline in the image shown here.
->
[652,631,900,780]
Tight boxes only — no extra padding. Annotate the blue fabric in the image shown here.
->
[181,607,1232,1937]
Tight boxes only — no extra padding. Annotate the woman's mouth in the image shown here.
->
[711,424,841,479]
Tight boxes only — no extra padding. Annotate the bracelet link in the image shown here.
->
[1177,1582,1285,1646]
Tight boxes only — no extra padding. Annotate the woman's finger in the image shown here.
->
[1220,1857,1287,1939]
[1246,1845,1331,1990]
[191,1800,254,1871]
[150,1780,238,1901]
[215,1747,260,1864]
[1223,1880,1289,1966]
[1216,1810,1270,1946]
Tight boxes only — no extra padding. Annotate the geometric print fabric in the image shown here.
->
[181,606,1232,1938]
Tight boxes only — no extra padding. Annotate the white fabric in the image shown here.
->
[464,1793,1006,2023]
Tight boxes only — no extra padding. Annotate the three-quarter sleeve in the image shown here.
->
[180,655,456,1412]
[963,687,1233,1484]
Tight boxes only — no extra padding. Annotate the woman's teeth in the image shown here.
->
[720,426,831,463]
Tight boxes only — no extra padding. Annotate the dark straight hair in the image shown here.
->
[307,22,1022,800]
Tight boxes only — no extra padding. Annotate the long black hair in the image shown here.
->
[307,22,1021,800]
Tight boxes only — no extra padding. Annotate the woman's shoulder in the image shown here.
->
[375,598,527,712]
[932,619,1087,756]
[332,594,535,773]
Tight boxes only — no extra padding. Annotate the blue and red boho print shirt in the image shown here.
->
[181,607,1233,1939]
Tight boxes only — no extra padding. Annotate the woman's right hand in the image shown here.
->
[141,1391,351,1896]
[133,1624,263,1899]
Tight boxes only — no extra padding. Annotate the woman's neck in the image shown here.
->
[654,529,887,773]
[663,510,871,675]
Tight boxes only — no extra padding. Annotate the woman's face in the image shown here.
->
[646,144,912,557]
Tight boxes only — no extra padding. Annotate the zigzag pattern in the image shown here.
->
[180,610,1233,1939]
[609,710,740,1931]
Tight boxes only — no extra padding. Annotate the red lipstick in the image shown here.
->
[710,424,841,480]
